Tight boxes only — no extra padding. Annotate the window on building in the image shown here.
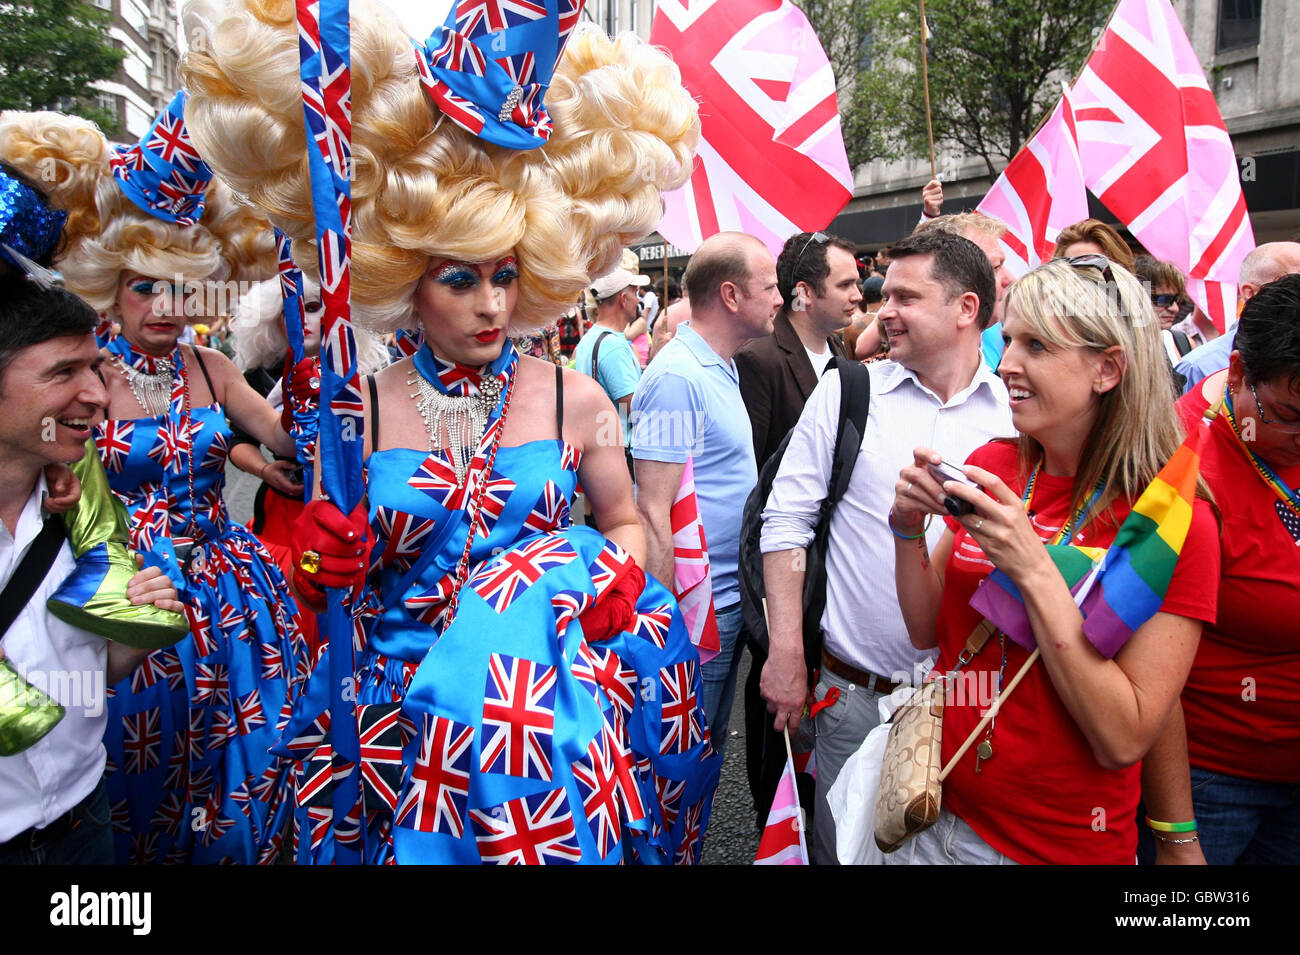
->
[124,49,149,87]
[1217,0,1262,53]
[122,0,149,35]
[92,0,112,9]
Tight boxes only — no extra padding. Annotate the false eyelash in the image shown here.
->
[491,266,519,284]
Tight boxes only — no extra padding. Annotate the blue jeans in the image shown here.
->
[0,777,114,865]
[1189,766,1300,865]
[700,602,745,764]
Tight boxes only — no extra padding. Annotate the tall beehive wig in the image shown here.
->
[0,110,274,313]
[181,0,699,332]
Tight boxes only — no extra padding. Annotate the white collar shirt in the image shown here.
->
[0,476,108,842]
[761,357,1014,683]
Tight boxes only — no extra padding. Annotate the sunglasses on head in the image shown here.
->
[794,231,829,271]
[1064,254,1117,285]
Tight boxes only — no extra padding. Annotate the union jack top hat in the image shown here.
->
[414,0,586,150]
[109,90,214,226]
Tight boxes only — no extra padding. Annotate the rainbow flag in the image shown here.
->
[971,408,1215,658]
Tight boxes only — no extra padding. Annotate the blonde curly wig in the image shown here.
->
[180,0,699,333]
[230,274,389,374]
[0,109,276,314]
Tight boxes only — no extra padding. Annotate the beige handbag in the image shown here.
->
[873,622,1039,853]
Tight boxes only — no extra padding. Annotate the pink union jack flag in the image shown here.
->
[522,480,571,533]
[95,420,134,472]
[470,787,583,865]
[122,709,162,774]
[409,452,473,512]
[147,110,204,173]
[235,688,267,735]
[659,660,704,755]
[356,702,416,814]
[395,712,474,838]
[469,535,578,613]
[479,652,557,781]
[372,506,437,573]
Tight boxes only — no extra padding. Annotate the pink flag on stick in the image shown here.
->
[978,83,1089,279]
[754,748,808,865]
[650,0,853,257]
[671,457,720,664]
[1069,0,1254,331]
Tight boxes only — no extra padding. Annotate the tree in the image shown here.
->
[831,0,1114,176]
[0,0,126,135]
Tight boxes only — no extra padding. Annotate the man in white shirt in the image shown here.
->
[0,282,180,864]
[759,230,1014,864]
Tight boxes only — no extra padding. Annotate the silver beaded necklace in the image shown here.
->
[407,366,503,486]
[115,355,175,417]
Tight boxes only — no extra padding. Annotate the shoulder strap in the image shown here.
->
[189,346,216,398]
[1171,329,1194,357]
[590,328,609,383]
[366,375,379,449]
[0,517,67,639]
[554,363,564,439]
[825,358,871,509]
[939,644,1040,781]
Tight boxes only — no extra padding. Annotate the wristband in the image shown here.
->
[1145,816,1197,833]
[888,511,927,541]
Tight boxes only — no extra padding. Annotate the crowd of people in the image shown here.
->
[0,0,1296,868]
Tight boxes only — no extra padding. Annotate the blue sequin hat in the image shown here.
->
[109,90,214,226]
[0,165,67,274]
[414,0,585,150]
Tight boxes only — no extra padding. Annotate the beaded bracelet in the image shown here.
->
[1151,832,1200,846]
[1146,816,1197,833]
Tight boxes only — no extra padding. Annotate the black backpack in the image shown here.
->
[738,357,870,683]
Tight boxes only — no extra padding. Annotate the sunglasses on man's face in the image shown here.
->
[1150,293,1180,309]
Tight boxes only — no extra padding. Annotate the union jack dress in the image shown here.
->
[281,436,721,864]
[95,400,308,865]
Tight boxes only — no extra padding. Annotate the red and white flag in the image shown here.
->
[650,0,853,256]
[1069,0,1254,331]
[754,750,808,865]
[978,83,1089,279]
[671,458,720,665]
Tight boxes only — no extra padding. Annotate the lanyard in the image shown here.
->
[1224,388,1300,518]
[1022,462,1106,546]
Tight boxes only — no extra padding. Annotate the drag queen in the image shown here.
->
[0,101,309,864]
[183,0,721,863]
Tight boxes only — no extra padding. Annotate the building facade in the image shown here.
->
[91,0,182,141]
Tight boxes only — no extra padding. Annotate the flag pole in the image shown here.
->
[918,0,936,179]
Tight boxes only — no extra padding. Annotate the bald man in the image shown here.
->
[1176,241,1300,393]
[632,232,782,761]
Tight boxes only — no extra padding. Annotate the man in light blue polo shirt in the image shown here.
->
[632,232,782,760]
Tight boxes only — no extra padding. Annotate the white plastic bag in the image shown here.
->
[827,687,915,865]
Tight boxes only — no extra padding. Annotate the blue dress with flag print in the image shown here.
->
[281,344,720,864]
[94,345,307,865]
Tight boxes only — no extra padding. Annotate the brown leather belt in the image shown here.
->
[821,647,900,694]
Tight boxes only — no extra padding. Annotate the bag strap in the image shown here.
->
[0,516,67,639]
[938,642,1041,782]
[823,358,871,512]
[590,328,609,385]
[554,363,564,439]
[366,375,380,449]
[1171,329,1194,357]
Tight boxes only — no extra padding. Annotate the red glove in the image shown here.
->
[291,498,372,612]
[578,561,645,643]
[281,350,320,434]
